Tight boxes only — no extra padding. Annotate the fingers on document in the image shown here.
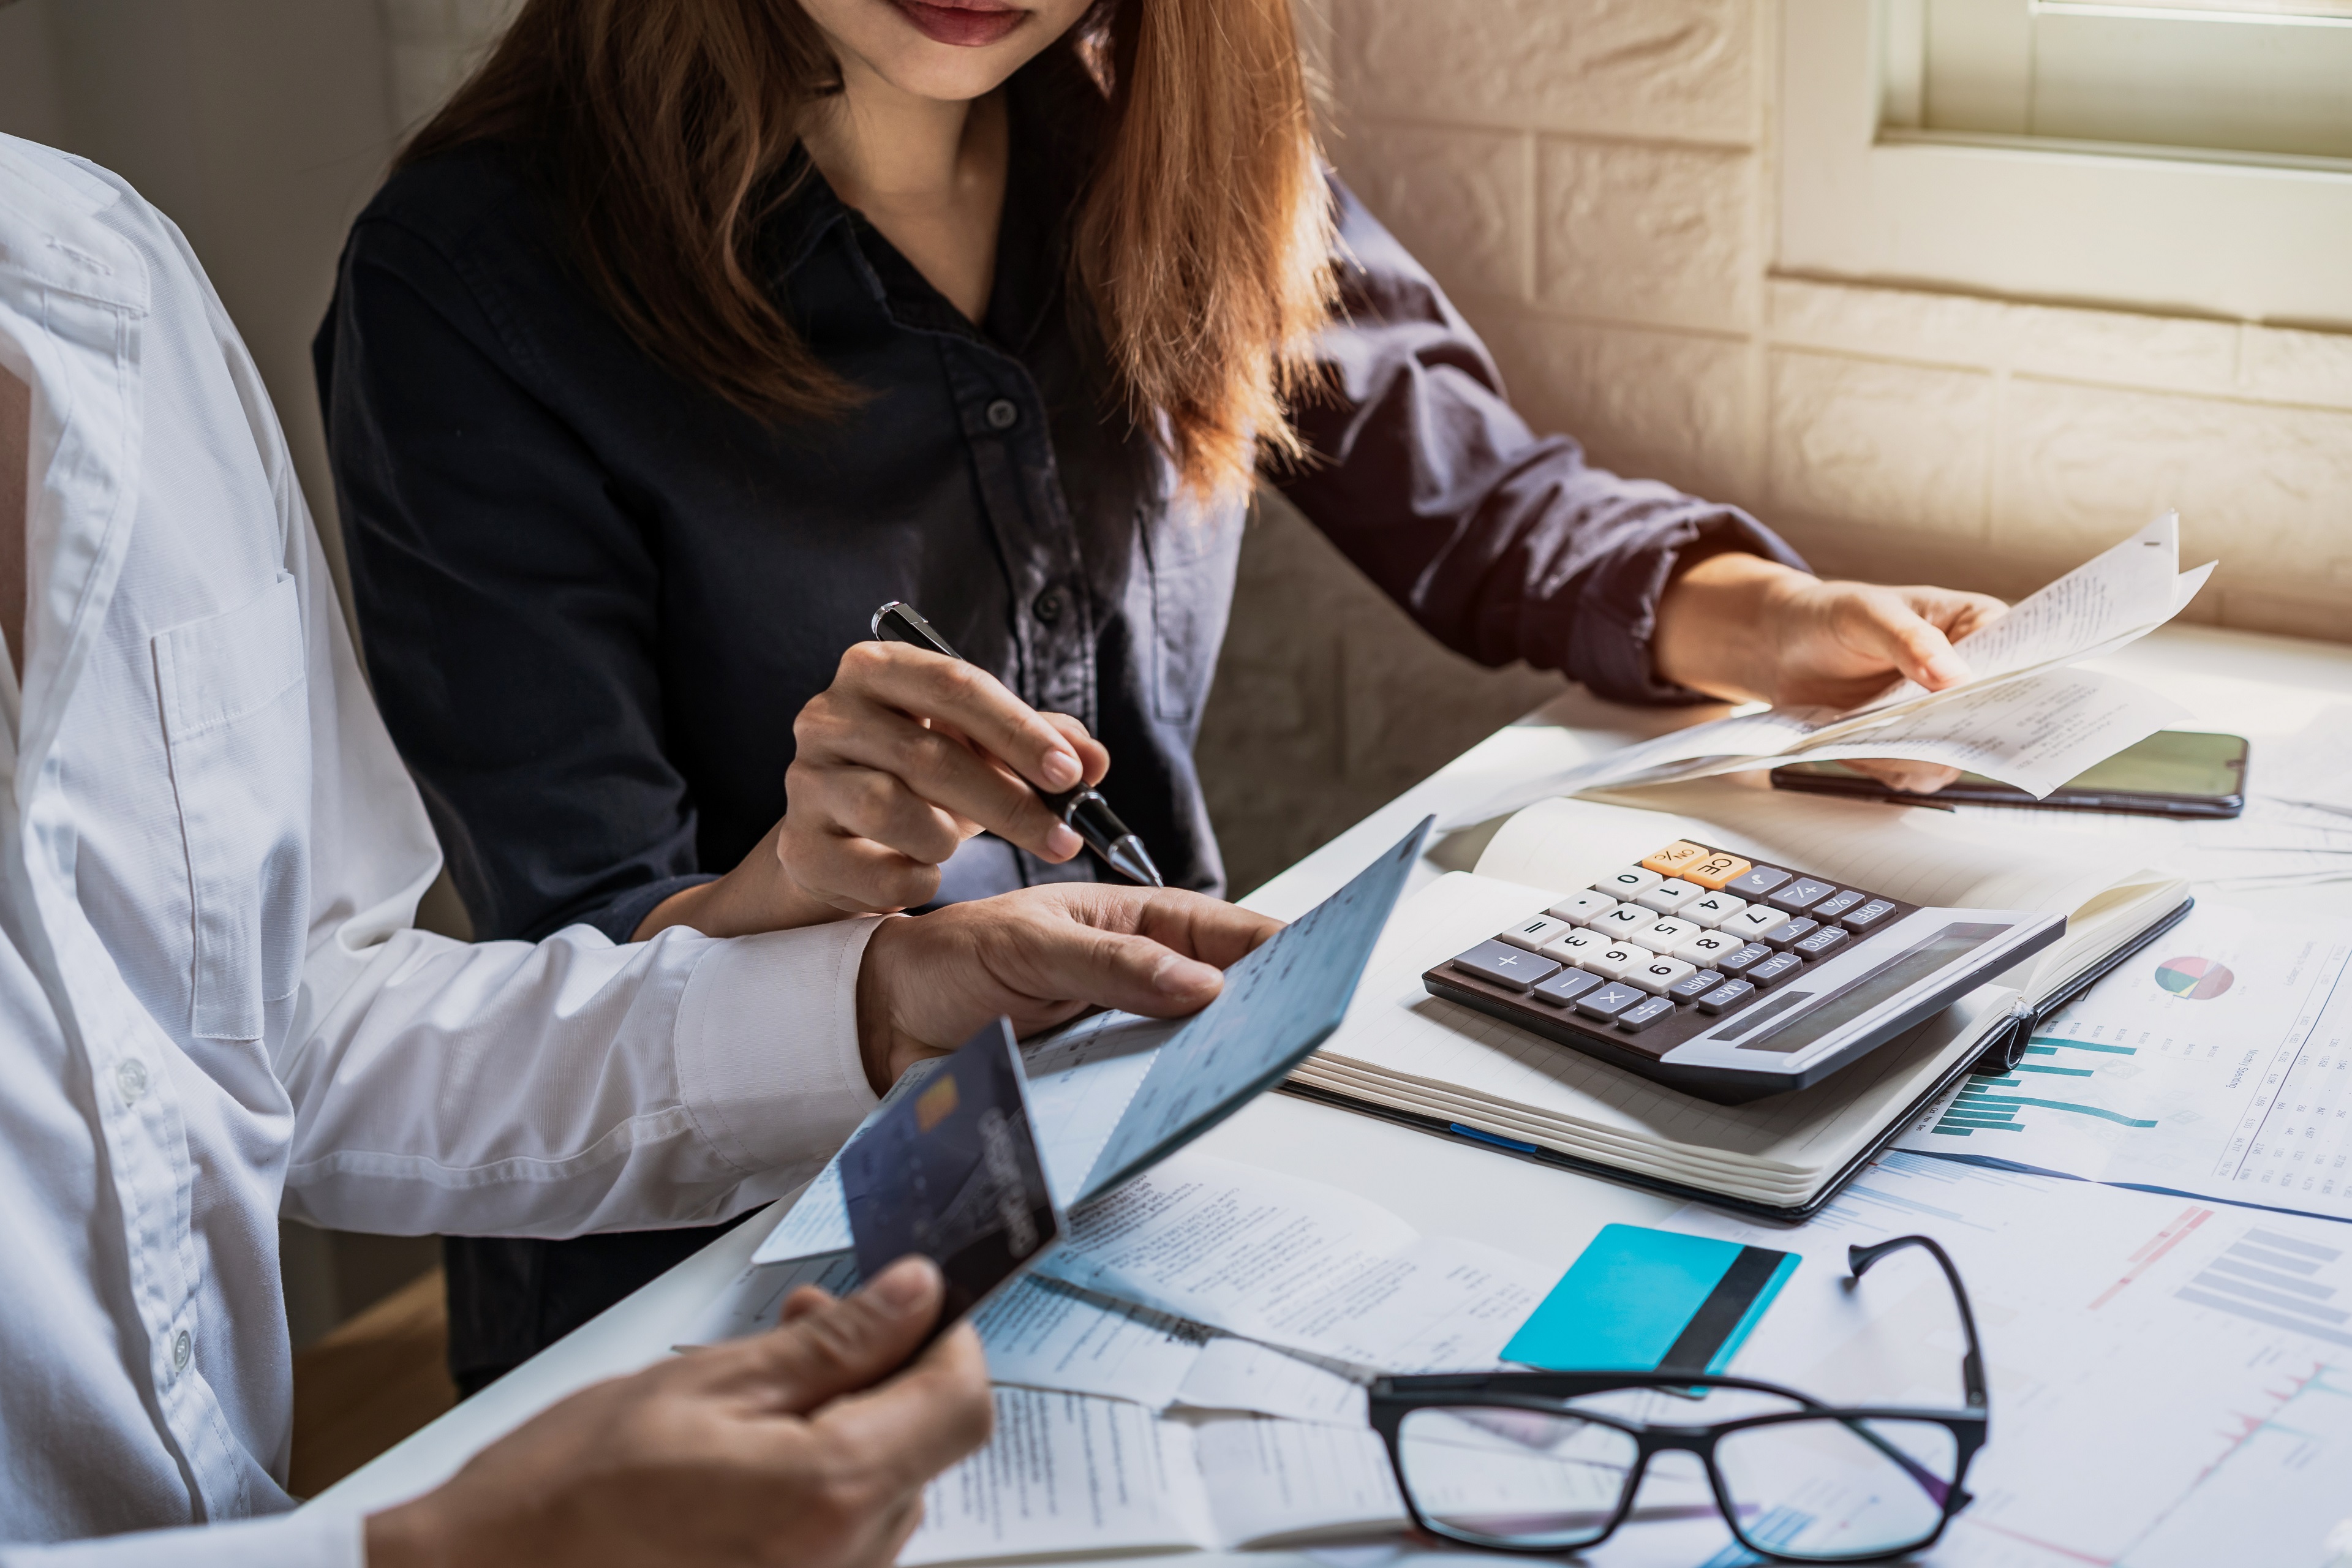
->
[1849,590,1972,691]
[1036,885,1285,978]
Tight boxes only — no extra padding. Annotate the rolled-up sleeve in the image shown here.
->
[1278,177,1807,706]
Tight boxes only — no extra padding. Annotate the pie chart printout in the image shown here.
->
[2154,956,2234,1000]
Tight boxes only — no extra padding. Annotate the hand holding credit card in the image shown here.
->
[842,1018,1064,1340]
[760,818,1435,1270]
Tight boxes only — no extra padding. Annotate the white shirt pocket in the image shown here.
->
[153,573,312,1041]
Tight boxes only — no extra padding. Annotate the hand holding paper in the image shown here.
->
[1453,513,2215,827]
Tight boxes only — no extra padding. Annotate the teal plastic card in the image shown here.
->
[1502,1224,1800,1376]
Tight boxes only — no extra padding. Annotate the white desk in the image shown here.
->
[312,622,2352,1545]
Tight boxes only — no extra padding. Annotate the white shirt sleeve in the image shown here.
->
[0,1509,363,1568]
[270,511,882,1238]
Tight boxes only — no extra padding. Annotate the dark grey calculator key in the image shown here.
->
[1810,889,1865,922]
[1666,969,1724,1003]
[1766,876,1838,913]
[1762,917,1820,952]
[1575,981,1646,1021]
[1715,941,1774,976]
[1725,865,1792,900]
[1450,940,1560,992]
[1793,925,1852,960]
[1695,979,1755,1015]
[1531,967,1603,1007]
[1618,995,1676,1033]
[1842,898,1899,931]
[1746,951,1805,989]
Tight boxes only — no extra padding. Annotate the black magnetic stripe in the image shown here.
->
[1656,1246,1785,1375]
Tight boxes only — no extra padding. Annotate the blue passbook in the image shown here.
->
[1502,1224,1799,1376]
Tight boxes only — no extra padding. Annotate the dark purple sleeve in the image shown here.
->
[1277,177,1808,706]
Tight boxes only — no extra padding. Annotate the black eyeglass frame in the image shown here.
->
[1367,1235,1990,1564]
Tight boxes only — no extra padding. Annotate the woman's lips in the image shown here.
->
[887,0,1028,47]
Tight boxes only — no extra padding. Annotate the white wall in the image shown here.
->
[1310,0,2352,638]
[1194,0,2352,888]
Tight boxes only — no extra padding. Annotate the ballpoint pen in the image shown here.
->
[870,601,1166,888]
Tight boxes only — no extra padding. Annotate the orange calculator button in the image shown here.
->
[1640,841,1709,876]
[1685,853,1752,890]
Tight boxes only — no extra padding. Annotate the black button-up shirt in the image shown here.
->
[314,85,1797,950]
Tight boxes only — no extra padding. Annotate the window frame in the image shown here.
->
[1778,0,2352,328]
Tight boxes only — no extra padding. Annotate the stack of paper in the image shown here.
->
[1449,513,2216,826]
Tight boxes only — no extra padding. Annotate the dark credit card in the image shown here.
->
[840,1016,1062,1329]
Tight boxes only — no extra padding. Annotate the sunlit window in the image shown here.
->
[1883,0,2352,164]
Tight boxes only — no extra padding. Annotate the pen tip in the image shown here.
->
[1104,836,1165,889]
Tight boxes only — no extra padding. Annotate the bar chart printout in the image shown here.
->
[1893,901,2352,1222]
[1665,1157,2352,1568]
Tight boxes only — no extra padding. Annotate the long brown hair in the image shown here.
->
[399,0,1333,499]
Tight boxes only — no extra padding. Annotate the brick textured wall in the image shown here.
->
[1196,0,2352,889]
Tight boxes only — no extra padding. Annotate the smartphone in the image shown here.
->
[1770,729,2248,819]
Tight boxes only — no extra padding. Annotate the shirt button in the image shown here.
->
[116,1058,149,1104]
[172,1329,191,1372]
[1033,588,1065,624]
[985,398,1020,431]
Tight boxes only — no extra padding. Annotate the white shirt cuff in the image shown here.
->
[0,1509,363,1568]
[673,918,883,1175]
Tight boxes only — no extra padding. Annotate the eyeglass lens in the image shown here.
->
[1394,1405,1640,1548]
[1713,1415,1961,1559]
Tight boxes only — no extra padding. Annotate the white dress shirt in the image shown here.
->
[0,136,882,1562]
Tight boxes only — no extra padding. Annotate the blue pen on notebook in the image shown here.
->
[871,601,1165,889]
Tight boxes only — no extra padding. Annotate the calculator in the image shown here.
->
[1422,839,2066,1103]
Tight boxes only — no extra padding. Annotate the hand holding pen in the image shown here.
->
[868,604,1162,890]
[763,605,1159,918]
[631,604,1163,938]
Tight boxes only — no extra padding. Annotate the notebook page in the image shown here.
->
[1306,873,2013,1185]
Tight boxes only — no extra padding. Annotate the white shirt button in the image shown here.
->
[115,1058,149,1104]
[172,1329,190,1372]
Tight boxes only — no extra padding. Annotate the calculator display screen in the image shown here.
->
[1732,922,2013,1054]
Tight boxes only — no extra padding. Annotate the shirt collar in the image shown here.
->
[767,71,1079,355]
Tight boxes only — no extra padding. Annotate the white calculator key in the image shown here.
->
[1685,891,1748,927]
[1497,913,1575,952]
[1672,929,1746,968]
[1545,889,1619,925]
[1580,943,1646,980]
[1540,928,1610,965]
[1624,954,1697,996]
[1592,865,1665,900]
[1721,905,1791,941]
[1588,903,1654,938]
[1633,878,1705,914]
[1628,916,1702,954]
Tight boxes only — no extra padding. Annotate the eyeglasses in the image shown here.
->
[1368,1235,1988,1564]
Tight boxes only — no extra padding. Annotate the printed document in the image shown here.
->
[1677,1151,2352,1567]
[685,1238,1381,1421]
[899,1390,1412,1564]
[1447,513,2213,824]
[1032,1150,1553,1370]
[1896,900,2352,1222]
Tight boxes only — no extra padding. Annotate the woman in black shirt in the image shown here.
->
[317,0,1999,1390]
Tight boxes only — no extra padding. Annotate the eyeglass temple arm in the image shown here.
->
[1849,1235,1989,1412]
